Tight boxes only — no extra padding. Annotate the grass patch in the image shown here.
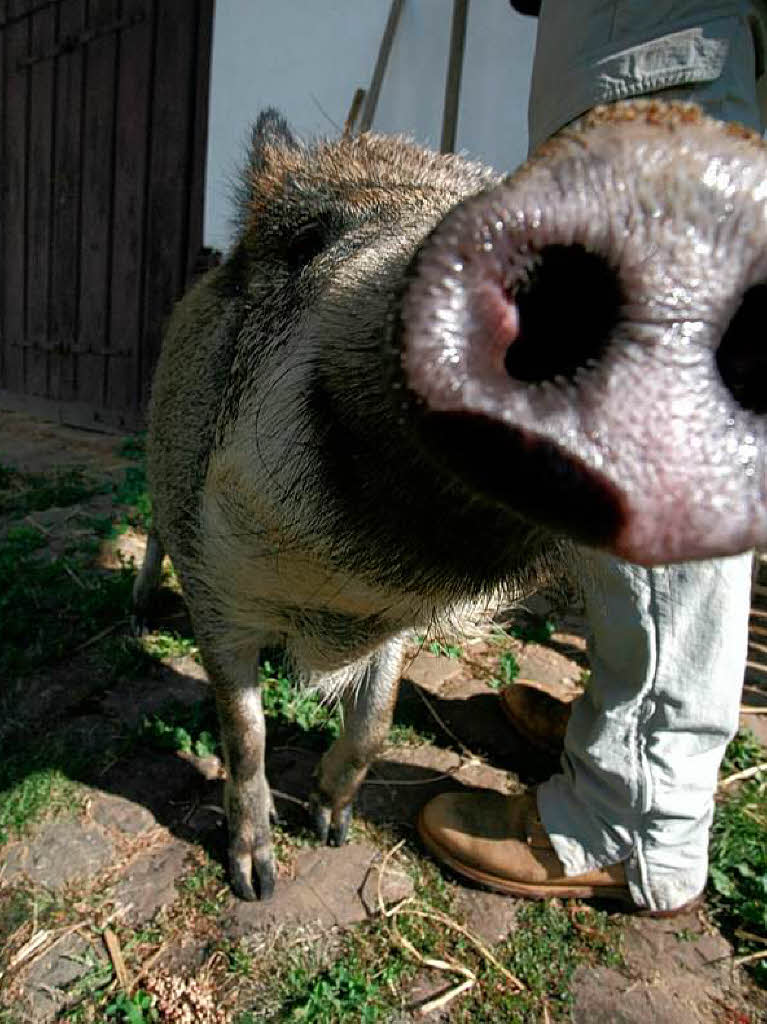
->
[117,434,146,461]
[487,649,520,692]
[427,640,462,659]
[709,730,767,986]
[178,852,230,916]
[140,698,219,759]
[504,615,556,645]
[261,659,341,740]
[0,720,113,842]
[0,759,86,843]
[0,464,106,515]
[241,854,623,1023]
[113,466,151,530]
[388,722,436,746]
[104,990,159,1023]
[141,630,198,661]
[111,432,151,530]
[0,524,135,678]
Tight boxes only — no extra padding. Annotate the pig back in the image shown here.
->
[147,267,243,569]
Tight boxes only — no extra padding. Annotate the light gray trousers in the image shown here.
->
[531,3,762,910]
[539,554,751,910]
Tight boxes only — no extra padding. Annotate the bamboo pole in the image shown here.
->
[359,0,406,132]
[441,0,469,152]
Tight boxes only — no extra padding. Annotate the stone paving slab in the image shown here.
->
[225,841,414,938]
[402,651,464,692]
[3,821,114,890]
[16,933,99,1023]
[89,793,157,835]
[110,838,192,925]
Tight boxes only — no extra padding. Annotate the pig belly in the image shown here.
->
[198,467,425,674]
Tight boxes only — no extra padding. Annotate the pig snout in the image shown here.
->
[400,102,767,566]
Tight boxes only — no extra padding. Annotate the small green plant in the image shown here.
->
[113,465,152,529]
[118,434,146,461]
[388,722,435,746]
[260,660,341,738]
[281,945,402,1023]
[720,729,765,776]
[0,748,89,842]
[105,990,159,1023]
[142,630,198,661]
[427,640,462,659]
[140,700,219,758]
[225,939,254,977]
[180,856,229,915]
[99,635,155,681]
[488,649,520,691]
[506,616,556,645]
[708,732,767,986]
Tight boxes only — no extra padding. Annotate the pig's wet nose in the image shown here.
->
[502,243,622,385]
[716,283,767,416]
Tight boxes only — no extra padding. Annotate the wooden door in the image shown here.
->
[0,0,214,431]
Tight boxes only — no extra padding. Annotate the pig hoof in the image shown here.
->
[255,855,277,900]
[328,805,352,847]
[229,849,276,901]
[130,613,150,638]
[310,792,332,844]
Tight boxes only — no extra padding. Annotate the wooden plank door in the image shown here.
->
[0,0,214,432]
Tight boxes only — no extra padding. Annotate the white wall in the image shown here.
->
[204,0,537,251]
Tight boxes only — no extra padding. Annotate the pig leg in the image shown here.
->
[131,529,165,635]
[203,646,276,902]
[312,637,405,846]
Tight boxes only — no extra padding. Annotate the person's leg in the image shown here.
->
[537,5,764,912]
[418,3,763,913]
[539,553,751,910]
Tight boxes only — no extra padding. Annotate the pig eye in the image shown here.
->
[286,219,330,271]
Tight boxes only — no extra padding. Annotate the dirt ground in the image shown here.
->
[0,410,766,1023]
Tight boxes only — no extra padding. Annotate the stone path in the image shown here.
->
[1,410,765,1023]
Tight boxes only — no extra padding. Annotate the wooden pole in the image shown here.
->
[359,0,406,133]
[441,0,469,153]
[344,87,367,136]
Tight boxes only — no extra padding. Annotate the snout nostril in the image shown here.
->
[717,284,767,415]
[504,244,622,384]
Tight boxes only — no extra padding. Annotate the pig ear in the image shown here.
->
[249,108,302,175]
[233,109,302,238]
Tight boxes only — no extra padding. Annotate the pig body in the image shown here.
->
[135,103,767,899]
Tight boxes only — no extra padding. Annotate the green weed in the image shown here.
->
[720,729,765,775]
[117,434,146,461]
[99,631,199,683]
[388,722,436,746]
[140,700,219,759]
[113,465,151,530]
[179,856,229,915]
[709,731,767,985]
[281,950,399,1022]
[0,729,97,842]
[257,874,622,1023]
[142,631,198,661]
[105,990,159,1023]
[470,901,622,1021]
[261,660,341,739]
[427,640,462,659]
[488,649,520,691]
[505,616,556,645]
